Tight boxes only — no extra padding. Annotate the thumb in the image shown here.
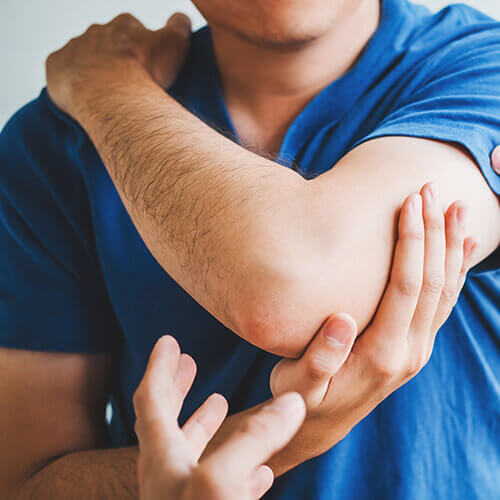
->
[150,12,192,88]
[270,313,357,408]
[491,145,500,175]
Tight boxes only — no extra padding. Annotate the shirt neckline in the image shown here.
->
[196,0,405,166]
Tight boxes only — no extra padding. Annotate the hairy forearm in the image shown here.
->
[16,447,138,500]
[74,70,500,359]
[76,70,308,354]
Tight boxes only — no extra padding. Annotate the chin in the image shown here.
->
[193,0,340,48]
[237,20,333,49]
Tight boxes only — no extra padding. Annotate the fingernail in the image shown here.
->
[323,315,356,347]
[272,393,304,415]
[492,146,500,174]
[427,182,439,202]
[457,204,467,225]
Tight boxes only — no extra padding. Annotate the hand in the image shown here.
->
[133,336,306,500]
[269,182,477,470]
[46,12,191,118]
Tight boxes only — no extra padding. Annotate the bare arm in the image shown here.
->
[0,348,139,499]
[47,16,500,358]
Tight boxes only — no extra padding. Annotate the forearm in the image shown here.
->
[16,447,138,500]
[74,71,500,359]
[76,69,307,352]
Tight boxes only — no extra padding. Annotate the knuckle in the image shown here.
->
[114,12,136,24]
[448,236,464,250]
[401,227,424,242]
[394,276,421,297]
[306,354,331,381]
[424,217,444,233]
[405,354,426,377]
[367,350,401,382]
[441,285,457,302]
[133,383,153,413]
[87,23,101,33]
[422,273,445,294]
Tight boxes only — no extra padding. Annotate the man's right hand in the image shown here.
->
[268,182,477,473]
[46,13,191,119]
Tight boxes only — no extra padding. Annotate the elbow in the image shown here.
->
[235,299,300,359]
[230,180,332,358]
[231,261,321,359]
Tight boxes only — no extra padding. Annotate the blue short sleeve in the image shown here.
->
[0,92,119,353]
[353,15,500,196]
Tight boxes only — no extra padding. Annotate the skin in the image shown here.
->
[195,0,380,153]
[0,4,499,499]
[135,188,477,499]
[44,13,500,359]
[133,336,307,500]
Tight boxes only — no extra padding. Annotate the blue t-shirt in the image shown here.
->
[1,0,499,498]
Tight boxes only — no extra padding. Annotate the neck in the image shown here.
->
[210,0,380,154]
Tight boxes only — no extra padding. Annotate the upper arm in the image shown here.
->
[302,25,500,347]
[0,93,120,353]
[0,348,111,497]
[240,23,500,357]
[308,136,500,337]
[239,136,499,358]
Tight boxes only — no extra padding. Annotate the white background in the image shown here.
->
[0,0,498,127]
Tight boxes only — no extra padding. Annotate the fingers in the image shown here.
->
[250,465,275,499]
[491,145,500,174]
[458,237,478,291]
[270,314,357,407]
[200,393,305,483]
[429,202,467,333]
[182,393,229,460]
[152,13,191,88]
[165,12,192,33]
[111,12,145,30]
[410,182,446,338]
[141,335,181,405]
[134,336,197,440]
[172,353,197,415]
[133,336,184,450]
[108,13,149,59]
[369,193,424,342]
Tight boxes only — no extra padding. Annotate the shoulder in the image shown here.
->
[0,89,101,251]
[0,88,97,200]
[0,88,85,166]
[378,2,500,105]
[403,2,500,61]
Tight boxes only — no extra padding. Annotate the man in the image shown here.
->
[0,0,499,497]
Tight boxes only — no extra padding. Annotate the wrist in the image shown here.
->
[69,59,155,125]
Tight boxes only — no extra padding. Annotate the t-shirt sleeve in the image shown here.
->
[352,19,500,196]
[0,92,120,353]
